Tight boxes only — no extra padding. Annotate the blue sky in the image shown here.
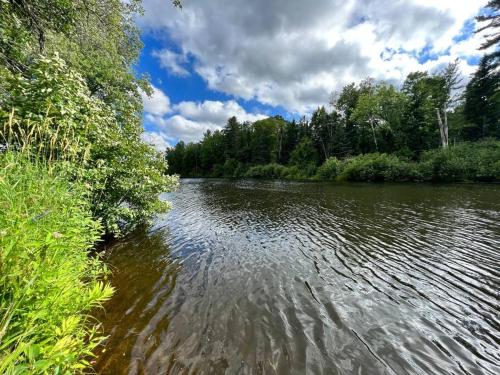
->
[137,0,491,150]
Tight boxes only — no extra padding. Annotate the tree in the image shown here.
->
[476,0,500,51]
[332,79,374,155]
[250,118,281,164]
[223,116,242,160]
[402,72,447,154]
[464,55,500,140]
[290,137,319,168]
[351,84,405,153]
[278,119,300,164]
[435,60,463,148]
[0,0,182,236]
[310,106,340,161]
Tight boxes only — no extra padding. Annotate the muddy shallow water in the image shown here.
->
[95,180,500,374]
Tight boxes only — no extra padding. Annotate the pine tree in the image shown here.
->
[464,55,500,140]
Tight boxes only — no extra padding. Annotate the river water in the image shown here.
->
[95,179,500,375]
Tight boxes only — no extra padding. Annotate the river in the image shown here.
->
[94,179,500,374]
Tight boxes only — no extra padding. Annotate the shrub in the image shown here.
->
[0,55,178,237]
[419,140,500,182]
[211,163,224,177]
[419,150,466,182]
[222,158,238,178]
[340,153,417,182]
[0,153,113,373]
[316,157,342,180]
[244,163,287,179]
[232,163,248,178]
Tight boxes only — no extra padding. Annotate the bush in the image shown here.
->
[0,153,113,373]
[232,163,248,178]
[1,55,178,237]
[211,163,224,177]
[419,150,466,182]
[243,163,315,180]
[222,158,238,178]
[316,157,342,180]
[419,140,500,182]
[340,153,417,182]
[245,163,285,179]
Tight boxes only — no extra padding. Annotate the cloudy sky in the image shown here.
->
[138,0,492,150]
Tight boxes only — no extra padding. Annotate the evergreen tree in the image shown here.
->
[476,0,500,51]
[464,55,500,140]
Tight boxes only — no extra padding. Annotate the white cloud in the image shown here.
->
[140,0,491,113]
[141,86,267,144]
[140,84,171,115]
[174,100,266,124]
[141,131,173,151]
[152,49,190,76]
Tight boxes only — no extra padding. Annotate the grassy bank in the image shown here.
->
[0,153,113,373]
[198,140,500,183]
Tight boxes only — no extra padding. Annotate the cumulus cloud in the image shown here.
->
[139,0,490,113]
[141,131,173,151]
[141,86,267,146]
[140,84,171,115]
[174,100,266,124]
[152,49,190,76]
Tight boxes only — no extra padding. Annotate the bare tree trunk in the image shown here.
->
[321,140,328,160]
[443,108,449,147]
[369,117,378,151]
[436,108,448,148]
[277,125,283,162]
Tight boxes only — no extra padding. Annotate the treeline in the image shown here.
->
[167,55,499,181]
[0,0,178,373]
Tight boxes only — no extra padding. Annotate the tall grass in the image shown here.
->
[1,109,90,168]
[0,151,113,373]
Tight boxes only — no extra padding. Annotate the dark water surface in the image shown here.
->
[95,180,500,375]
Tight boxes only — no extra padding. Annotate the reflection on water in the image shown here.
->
[95,180,500,375]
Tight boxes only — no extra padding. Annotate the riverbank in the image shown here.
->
[179,140,500,183]
[0,153,114,373]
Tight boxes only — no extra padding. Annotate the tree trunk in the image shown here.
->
[321,140,328,160]
[369,117,378,152]
[436,108,448,148]
[277,126,283,162]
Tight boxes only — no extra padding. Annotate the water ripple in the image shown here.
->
[95,180,500,375]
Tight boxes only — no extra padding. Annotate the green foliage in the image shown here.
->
[464,55,500,140]
[419,140,500,182]
[290,137,319,168]
[245,163,287,179]
[0,1,180,373]
[314,142,500,183]
[0,152,114,374]
[250,117,283,164]
[0,0,181,237]
[316,157,342,180]
[1,55,179,237]
[222,158,239,178]
[243,163,310,180]
[339,153,418,182]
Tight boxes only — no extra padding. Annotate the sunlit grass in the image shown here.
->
[0,152,113,374]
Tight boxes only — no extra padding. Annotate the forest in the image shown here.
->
[167,56,499,182]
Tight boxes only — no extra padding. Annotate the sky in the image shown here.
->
[138,0,493,151]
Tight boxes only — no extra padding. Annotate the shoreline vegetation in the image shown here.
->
[0,1,179,373]
[174,140,500,183]
[166,62,499,183]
